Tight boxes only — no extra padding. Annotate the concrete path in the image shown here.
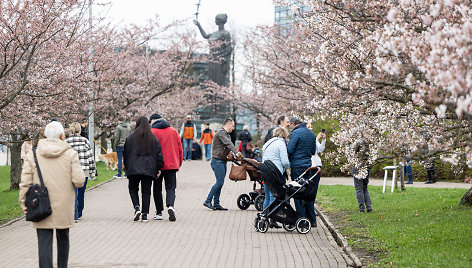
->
[0,160,349,268]
[320,177,471,189]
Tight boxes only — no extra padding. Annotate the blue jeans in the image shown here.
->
[116,146,124,176]
[75,177,88,220]
[204,144,212,160]
[404,165,413,182]
[183,139,193,160]
[292,166,320,224]
[263,182,275,210]
[205,158,227,206]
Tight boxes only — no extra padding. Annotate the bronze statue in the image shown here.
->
[194,14,232,87]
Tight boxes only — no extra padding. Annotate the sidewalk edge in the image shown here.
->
[0,177,116,229]
[315,204,363,268]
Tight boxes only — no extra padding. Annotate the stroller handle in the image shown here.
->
[305,166,321,175]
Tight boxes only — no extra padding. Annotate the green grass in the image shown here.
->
[317,185,472,267]
[0,162,116,224]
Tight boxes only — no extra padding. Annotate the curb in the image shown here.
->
[0,177,116,229]
[315,204,363,268]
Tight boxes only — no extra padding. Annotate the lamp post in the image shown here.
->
[88,0,95,158]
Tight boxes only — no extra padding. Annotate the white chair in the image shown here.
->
[383,166,398,193]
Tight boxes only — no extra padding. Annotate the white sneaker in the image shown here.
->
[168,206,176,222]
[113,174,121,179]
[153,211,163,220]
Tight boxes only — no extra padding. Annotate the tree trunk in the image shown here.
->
[9,135,22,190]
[459,186,472,206]
[100,134,107,154]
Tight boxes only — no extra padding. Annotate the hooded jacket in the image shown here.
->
[19,138,85,229]
[114,122,131,147]
[151,119,183,171]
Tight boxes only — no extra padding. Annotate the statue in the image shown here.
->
[194,14,232,87]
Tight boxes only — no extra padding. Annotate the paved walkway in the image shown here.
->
[0,160,349,268]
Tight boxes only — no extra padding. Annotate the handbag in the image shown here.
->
[229,163,247,181]
[25,147,52,222]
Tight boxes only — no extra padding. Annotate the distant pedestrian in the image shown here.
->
[192,138,202,160]
[352,138,372,213]
[287,117,318,226]
[199,123,214,161]
[66,122,97,222]
[404,158,413,184]
[19,121,85,268]
[424,157,437,184]
[238,125,252,158]
[180,115,197,161]
[262,127,290,228]
[150,114,182,222]
[113,116,131,179]
[80,118,88,139]
[264,115,290,144]
[203,118,242,210]
[124,116,164,222]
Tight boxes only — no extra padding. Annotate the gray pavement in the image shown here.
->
[0,160,349,268]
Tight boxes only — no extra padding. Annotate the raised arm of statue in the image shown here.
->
[193,20,209,39]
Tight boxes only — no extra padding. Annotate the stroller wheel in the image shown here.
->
[254,195,265,211]
[283,223,296,232]
[258,219,269,233]
[295,217,311,234]
[237,194,251,210]
[254,217,260,232]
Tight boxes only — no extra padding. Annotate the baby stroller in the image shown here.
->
[254,160,321,234]
[230,157,265,211]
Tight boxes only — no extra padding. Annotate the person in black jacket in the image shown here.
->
[238,125,252,157]
[124,116,164,222]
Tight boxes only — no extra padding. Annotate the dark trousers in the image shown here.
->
[153,170,177,213]
[291,166,319,223]
[128,175,153,214]
[37,228,69,268]
[354,177,372,211]
[427,169,437,181]
[75,177,88,220]
[116,146,124,176]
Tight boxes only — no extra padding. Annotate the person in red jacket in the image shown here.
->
[150,114,183,221]
[199,123,214,161]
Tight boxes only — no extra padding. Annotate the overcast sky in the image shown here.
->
[99,0,275,31]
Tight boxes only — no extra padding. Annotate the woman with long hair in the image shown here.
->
[124,116,164,222]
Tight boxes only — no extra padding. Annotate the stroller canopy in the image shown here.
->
[258,160,286,199]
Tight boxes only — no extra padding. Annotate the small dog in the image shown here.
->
[98,152,118,170]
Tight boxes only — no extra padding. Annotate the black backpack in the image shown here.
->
[25,147,52,222]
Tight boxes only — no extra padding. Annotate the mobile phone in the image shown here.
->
[322,129,325,133]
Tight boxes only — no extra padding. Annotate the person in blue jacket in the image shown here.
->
[287,117,318,227]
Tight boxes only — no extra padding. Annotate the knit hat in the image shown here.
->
[149,114,162,123]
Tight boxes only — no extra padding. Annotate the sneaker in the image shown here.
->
[134,206,141,221]
[367,209,373,213]
[359,209,365,213]
[122,175,127,179]
[153,211,163,220]
[113,174,121,179]
[405,181,413,184]
[425,180,433,184]
[74,219,78,223]
[203,201,214,210]
[168,207,176,221]
[141,214,148,222]
[213,204,228,211]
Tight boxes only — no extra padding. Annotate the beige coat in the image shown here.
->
[19,138,85,229]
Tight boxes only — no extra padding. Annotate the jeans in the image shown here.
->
[37,228,69,268]
[354,177,372,211]
[263,182,275,210]
[116,146,124,176]
[404,165,413,183]
[153,170,177,213]
[204,144,212,160]
[75,177,88,220]
[128,175,153,214]
[182,139,193,160]
[205,158,227,206]
[291,166,320,223]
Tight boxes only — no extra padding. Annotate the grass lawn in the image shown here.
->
[317,185,472,267]
[0,162,116,224]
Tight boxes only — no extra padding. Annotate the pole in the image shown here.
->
[88,0,95,158]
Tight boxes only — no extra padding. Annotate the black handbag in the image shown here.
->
[25,147,52,222]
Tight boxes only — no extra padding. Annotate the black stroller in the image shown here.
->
[254,160,321,234]
[231,158,265,211]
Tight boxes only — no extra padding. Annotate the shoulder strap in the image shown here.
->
[32,147,46,188]
[263,139,278,154]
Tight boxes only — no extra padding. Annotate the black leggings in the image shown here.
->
[37,228,69,268]
[128,175,153,214]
